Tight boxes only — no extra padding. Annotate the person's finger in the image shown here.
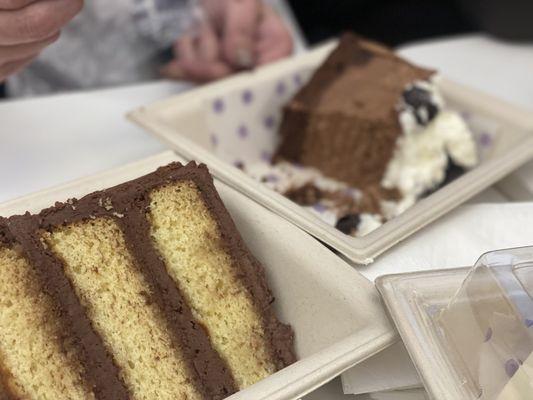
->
[256,6,293,65]
[196,23,220,62]
[161,57,233,83]
[189,60,233,82]
[171,34,203,80]
[171,28,234,82]
[0,0,83,45]
[0,53,36,81]
[176,34,197,66]
[0,0,38,10]
[0,30,58,64]
[177,57,233,82]
[221,0,260,68]
[256,34,293,65]
[159,59,185,80]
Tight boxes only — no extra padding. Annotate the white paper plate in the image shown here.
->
[128,41,533,265]
[0,151,396,400]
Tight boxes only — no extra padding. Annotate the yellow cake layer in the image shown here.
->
[148,181,276,389]
[0,245,94,400]
[44,218,203,400]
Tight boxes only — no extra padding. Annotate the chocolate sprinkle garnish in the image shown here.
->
[335,214,361,235]
[402,85,439,125]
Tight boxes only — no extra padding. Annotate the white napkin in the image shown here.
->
[499,162,533,201]
[342,202,533,395]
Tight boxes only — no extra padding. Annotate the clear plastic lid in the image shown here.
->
[438,247,533,399]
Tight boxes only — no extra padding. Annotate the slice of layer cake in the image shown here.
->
[274,32,478,236]
[2,162,294,399]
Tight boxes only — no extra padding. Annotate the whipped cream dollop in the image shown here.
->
[356,214,383,237]
[382,79,478,200]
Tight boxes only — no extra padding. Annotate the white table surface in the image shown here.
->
[1,34,533,399]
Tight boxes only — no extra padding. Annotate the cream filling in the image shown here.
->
[382,109,478,200]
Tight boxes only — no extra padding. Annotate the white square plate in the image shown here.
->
[128,41,533,264]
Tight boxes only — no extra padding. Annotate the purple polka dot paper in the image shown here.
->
[440,281,533,398]
[203,69,313,167]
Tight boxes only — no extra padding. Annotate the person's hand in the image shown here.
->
[161,0,293,83]
[0,0,84,82]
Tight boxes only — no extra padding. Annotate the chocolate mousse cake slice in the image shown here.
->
[275,32,434,189]
[3,162,294,399]
[273,32,478,236]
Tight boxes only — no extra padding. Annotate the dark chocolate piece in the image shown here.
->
[335,214,361,235]
[402,85,439,125]
[285,183,325,206]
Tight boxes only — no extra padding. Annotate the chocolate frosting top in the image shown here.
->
[292,32,434,117]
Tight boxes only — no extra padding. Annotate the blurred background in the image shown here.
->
[288,0,533,46]
[1,0,532,99]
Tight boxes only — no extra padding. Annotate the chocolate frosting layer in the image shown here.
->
[0,219,18,400]
[0,353,16,400]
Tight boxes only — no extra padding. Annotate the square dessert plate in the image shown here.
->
[0,151,397,400]
[128,41,533,265]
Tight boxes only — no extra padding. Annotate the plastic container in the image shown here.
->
[0,151,397,400]
[128,41,533,265]
[377,247,533,400]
